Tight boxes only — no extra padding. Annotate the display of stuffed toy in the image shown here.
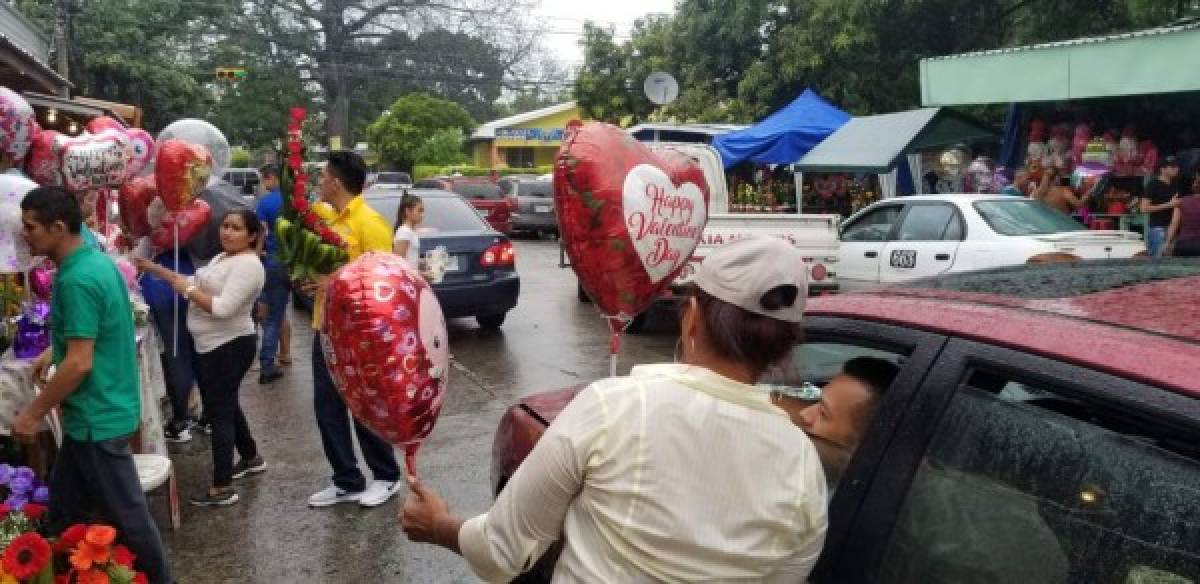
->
[1115,126,1139,176]
[1139,140,1159,177]
[1071,124,1092,168]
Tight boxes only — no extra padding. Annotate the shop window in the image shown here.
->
[505,147,535,169]
[875,369,1200,584]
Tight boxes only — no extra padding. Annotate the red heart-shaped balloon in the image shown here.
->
[119,175,157,237]
[24,130,65,187]
[85,116,125,135]
[150,199,210,249]
[554,122,709,321]
[156,139,212,211]
[321,252,449,452]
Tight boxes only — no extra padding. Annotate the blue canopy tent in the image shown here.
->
[712,89,851,168]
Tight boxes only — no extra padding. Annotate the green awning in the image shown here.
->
[921,19,1200,106]
[794,108,996,174]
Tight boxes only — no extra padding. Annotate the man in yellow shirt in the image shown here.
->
[304,151,403,509]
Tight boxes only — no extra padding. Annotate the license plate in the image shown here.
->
[535,205,552,213]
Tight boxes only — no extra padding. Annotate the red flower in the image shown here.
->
[22,502,46,520]
[287,122,301,134]
[55,575,69,584]
[55,523,88,553]
[294,197,310,214]
[113,544,136,569]
[290,107,307,121]
[2,532,52,579]
[287,141,302,154]
[0,503,10,516]
[133,572,149,584]
[288,154,303,168]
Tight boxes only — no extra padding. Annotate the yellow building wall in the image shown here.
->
[480,105,586,168]
[472,142,493,167]
[534,147,558,167]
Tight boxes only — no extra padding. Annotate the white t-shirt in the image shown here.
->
[393,225,420,267]
[186,251,265,354]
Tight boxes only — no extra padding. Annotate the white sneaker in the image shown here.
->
[307,485,363,508]
[359,480,403,508]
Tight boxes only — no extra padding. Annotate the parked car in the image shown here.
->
[222,167,262,204]
[415,177,516,234]
[365,188,519,329]
[837,194,1145,289]
[503,178,557,236]
[491,259,1200,582]
[367,171,413,190]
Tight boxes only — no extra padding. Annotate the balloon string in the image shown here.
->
[405,443,420,482]
[172,223,179,357]
[609,330,620,377]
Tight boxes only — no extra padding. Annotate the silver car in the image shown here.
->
[505,178,556,236]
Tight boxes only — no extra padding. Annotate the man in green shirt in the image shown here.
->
[13,186,172,584]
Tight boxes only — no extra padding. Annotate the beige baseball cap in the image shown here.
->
[693,236,807,323]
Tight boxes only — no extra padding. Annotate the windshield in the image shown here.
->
[517,181,553,197]
[376,172,411,184]
[453,183,503,199]
[974,200,1086,236]
[366,195,489,233]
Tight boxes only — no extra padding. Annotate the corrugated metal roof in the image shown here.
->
[921,18,1200,63]
[795,108,996,173]
[0,33,72,90]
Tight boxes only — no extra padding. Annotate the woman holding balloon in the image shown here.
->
[401,237,830,582]
[136,208,267,506]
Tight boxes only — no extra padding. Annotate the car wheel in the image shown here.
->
[577,284,591,303]
[477,313,507,329]
[626,311,650,334]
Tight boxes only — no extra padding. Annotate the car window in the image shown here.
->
[876,368,1200,583]
[974,199,1086,236]
[842,206,903,242]
[414,180,444,189]
[453,183,504,200]
[377,172,411,184]
[896,205,962,241]
[517,181,553,197]
[367,195,488,233]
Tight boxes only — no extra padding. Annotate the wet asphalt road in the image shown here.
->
[160,239,676,583]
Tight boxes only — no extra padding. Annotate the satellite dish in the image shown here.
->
[644,72,680,105]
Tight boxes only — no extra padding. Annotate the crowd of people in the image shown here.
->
[5,143,917,582]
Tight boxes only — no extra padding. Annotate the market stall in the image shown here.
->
[793,107,998,210]
[920,19,1200,234]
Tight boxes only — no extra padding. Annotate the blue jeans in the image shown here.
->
[312,333,399,492]
[258,259,290,373]
[1146,226,1168,258]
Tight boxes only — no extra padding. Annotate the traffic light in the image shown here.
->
[215,67,247,82]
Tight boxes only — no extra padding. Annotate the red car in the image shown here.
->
[491,259,1200,583]
[415,177,516,233]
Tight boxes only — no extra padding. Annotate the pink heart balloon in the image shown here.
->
[25,130,65,187]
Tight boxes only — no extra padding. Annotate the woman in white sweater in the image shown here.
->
[136,208,267,506]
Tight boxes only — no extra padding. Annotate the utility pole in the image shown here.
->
[53,0,69,91]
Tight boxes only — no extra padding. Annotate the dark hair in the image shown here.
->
[691,286,804,376]
[259,164,279,179]
[326,151,367,194]
[223,208,264,247]
[20,186,82,234]
[395,193,423,227]
[842,357,900,397]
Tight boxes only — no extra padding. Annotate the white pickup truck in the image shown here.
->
[566,141,842,328]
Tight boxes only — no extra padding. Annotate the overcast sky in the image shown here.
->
[533,0,677,67]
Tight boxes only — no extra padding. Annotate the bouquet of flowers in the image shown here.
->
[274,107,349,280]
[0,465,51,584]
[54,524,146,584]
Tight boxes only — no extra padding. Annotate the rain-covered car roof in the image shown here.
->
[807,259,1200,394]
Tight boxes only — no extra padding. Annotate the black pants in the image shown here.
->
[1176,239,1200,257]
[50,436,173,584]
[195,334,259,488]
[312,333,399,492]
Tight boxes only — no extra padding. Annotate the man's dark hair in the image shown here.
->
[842,357,900,397]
[326,151,367,194]
[690,286,804,376]
[20,186,82,234]
[259,164,279,179]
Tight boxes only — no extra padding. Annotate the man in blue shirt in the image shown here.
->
[256,164,289,384]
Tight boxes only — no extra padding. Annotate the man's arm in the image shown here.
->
[1141,194,1179,213]
[1167,207,1182,253]
[12,339,94,442]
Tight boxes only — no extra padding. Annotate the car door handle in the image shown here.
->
[865,251,878,258]
[935,254,951,261]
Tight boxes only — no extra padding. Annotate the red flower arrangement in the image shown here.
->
[285,107,344,248]
[55,524,147,584]
[2,532,51,579]
[275,106,350,279]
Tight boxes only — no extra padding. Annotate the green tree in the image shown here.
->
[366,94,475,172]
[230,147,251,168]
[413,128,469,166]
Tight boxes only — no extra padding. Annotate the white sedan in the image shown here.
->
[837,194,1145,288]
